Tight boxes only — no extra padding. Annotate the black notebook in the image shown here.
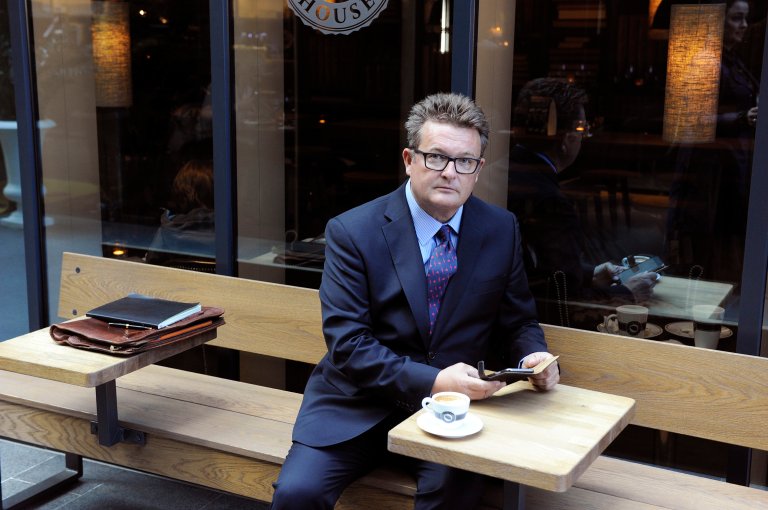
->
[86,293,202,329]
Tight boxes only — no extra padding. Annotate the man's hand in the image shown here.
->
[432,362,505,400]
[595,260,659,303]
[521,352,559,391]
[623,272,659,303]
[593,261,622,288]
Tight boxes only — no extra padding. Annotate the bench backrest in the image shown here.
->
[58,252,768,451]
[544,325,768,451]
[59,252,326,364]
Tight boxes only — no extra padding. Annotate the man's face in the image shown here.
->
[402,121,484,223]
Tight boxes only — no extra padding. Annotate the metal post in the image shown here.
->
[725,0,768,485]
[7,0,49,330]
[451,0,478,97]
[209,0,237,278]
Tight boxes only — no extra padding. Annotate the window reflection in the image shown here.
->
[23,0,763,344]
[507,78,658,330]
[144,159,215,268]
[479,0,766,356]
[234,2,450,285]
[474,0,766,486]
[88,0,214,264]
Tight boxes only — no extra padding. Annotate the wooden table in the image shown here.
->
[0,325,216,509]
[0,325,216,445]
[646,275,733,321]
[388,382,635,510]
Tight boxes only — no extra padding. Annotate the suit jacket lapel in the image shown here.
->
[382,188,430,343]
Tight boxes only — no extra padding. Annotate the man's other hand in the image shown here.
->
[432,362,506,400]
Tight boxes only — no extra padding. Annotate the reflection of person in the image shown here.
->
[271,93,559,509]
[506,78,658,325]
[720,1,759,131]
[145,159,215,265]
[665,0,759,282]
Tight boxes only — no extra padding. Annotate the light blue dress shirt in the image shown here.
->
[405,179,462,268]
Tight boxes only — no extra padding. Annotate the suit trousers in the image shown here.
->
[271,413,486,510]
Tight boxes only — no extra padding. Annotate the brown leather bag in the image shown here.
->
[50,306,225,356]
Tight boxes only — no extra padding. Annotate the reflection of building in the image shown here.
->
[3,0,768,491]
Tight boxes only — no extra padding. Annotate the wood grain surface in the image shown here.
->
[0,324,215,387]
[543,324,768,451]
[59,252,326,364]
[3,251,766,509]
[389,382,635,492]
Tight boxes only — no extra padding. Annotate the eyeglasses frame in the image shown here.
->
[411,148,483,175]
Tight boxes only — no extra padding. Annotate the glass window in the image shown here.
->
[475,0,765,482]
[28,0,216,311]
[233,1,451,285]
[476,0,763,349]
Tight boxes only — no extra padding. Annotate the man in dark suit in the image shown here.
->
[271,93,559,509]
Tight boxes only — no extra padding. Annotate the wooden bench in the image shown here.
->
[1,252,767,509]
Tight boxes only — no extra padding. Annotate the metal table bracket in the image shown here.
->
[504,481,526,510]
[90,380,146,446]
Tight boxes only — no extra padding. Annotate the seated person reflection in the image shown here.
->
[506,78,658,325]
[145,159,215,266]
[271,92,559,510]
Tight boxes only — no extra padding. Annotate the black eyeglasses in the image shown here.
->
[412,149,482,175]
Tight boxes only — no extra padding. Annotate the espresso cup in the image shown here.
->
[605,305,648,337]
[421,391,470,428]
[692,304,724,349]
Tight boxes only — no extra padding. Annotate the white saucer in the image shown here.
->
[665,321,733,339]
[597,322,663,339]
[416,411,483,438]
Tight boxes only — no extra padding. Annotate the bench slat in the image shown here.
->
[0,370,291,463]
[527,486,666,509]
[118,365,302,424]
[575,456,768,510]
[0,399,284,501]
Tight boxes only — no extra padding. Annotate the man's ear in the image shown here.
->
[474,159,485,182]
[402,148,413,176]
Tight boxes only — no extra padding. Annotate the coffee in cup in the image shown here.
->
[421,391,470,428]
[692,304,724,349]
[605,305,648,337]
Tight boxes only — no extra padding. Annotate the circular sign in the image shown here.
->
[287,0,389,35]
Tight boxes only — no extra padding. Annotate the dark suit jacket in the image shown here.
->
[292,184,547,447]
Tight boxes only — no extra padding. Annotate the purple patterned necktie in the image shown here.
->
[426,225,458,337]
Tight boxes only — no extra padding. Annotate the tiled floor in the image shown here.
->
[0,439,269,509]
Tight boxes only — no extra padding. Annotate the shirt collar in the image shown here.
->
[405,179,462,248]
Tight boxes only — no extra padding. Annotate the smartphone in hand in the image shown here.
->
[477,356,559,383]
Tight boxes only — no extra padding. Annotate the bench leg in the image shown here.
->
[503,481,526,510]
[91,380,146,446]
[1,452,83,509]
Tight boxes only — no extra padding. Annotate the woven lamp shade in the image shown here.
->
[92,1,132,107]
[662,4,725,144]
